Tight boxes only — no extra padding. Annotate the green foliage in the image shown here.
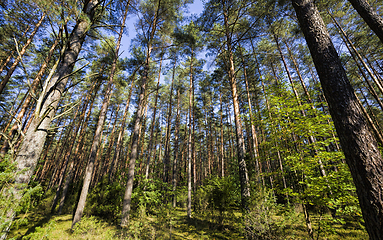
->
[21,219,58,240]
[245,187,299,240]
[84,177,124,222]
[195,176,240,227]
[0,155,43,233]
[72,216,115,239]
[131,176,172,214]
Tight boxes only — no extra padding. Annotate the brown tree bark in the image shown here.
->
[292,1,383,239]
[239,46,260,180]
[108,75,136,182]
[0,25,31,74]
[163,58,176,182]
[0,12,46,95]
[57,79,102,215]
[120,16,157,227]
[71,1,129,228]
[222,2,250,212]
[330,12,383,98]
[146,54,163,180]
[172,88,181,207]
[187,49,194,219]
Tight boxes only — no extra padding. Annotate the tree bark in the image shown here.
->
[172,88,181,207]
[292,1,383,239]
[145,54,163,180]
[187,49,194,219]
[164,58,176,183]
[347,0,383,44]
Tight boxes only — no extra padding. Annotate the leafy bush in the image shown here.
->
[0,155,43,233]
[85,177,124,221]
[245,188,299,240]
[131,176,172,215]
[194,176,240,227]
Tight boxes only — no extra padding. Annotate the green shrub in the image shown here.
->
[194,176,240,227]
[85,177,124,221]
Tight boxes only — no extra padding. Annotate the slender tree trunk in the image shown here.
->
[108,76,136,182]
[187,50,194,219]
[219,93,225,178]
[58,80,101,214]
[239,46,260,180]
[330,12,383,97]
[121,42,153,228]
[102,104,121,179]
[222,4,250,212]
[146,54,163,180]
[71,2,129,228]
[120,0,161,225]
[164,59,176,182]
[0,13,46,95]
[172,88,181,208]
[293,1,383,239]
[0,26,31,74]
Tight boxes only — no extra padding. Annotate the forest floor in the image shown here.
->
[8,199,368,240]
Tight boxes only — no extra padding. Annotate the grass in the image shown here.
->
[7,204,368,239]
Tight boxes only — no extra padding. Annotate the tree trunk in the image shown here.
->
[71,1,129,228]
[163,58,176,182]
[222,4,250,212]
[292,1,383,239]
[0,13,46,95]
[0,25,31,74]
[146,54,163,180]
[172,88,181,208]
[108,75,136,182]
[347,0,383,44]
[329,12,383,97]
[0,24,63,156]
[187,49,194,219]
[239,46,260,180]
[58,79,102,215]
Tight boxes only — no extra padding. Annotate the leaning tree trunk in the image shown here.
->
[71,1,129,228]
[0,24,63,156]
[120,0,161,226]
[292,0,383,239]
[0,12,46,95]
[347,0,383,44]
[1,1,100,239]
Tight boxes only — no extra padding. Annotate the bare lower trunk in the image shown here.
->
[223,7,250,211]
[172,88,181,207]
[121,47,151,228]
